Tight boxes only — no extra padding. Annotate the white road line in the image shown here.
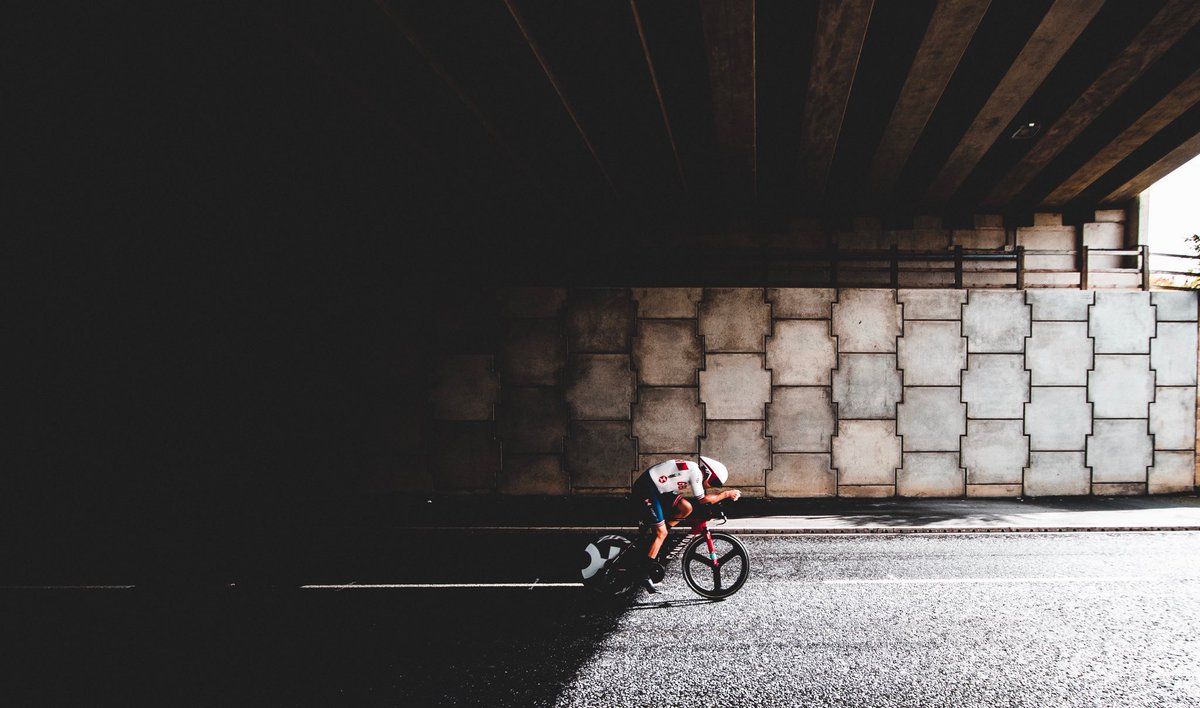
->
[300,582,585,589]
[824,576,1160,585]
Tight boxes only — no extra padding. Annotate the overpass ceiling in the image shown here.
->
[266,1,1200,223]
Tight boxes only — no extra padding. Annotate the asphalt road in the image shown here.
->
[5,532,1200,706]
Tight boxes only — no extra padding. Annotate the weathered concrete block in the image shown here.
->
[1026,388,1091,451]
[975,214,1004,228]
[501,455,568,495]
[767,320,836,385]
[699,289,770,352]
[768,454,835,497]
[832,354,902,419]
[899,453,964,497]
[496,287,566,318]
[1034,213,1064,227]
[700,421,770,488]
[1090,292,1154,354]
[565,355,634,420]
[898,289,966,320]
[631,387,703,453]
[963,291,1030,353]
[832,420,902,486]
[768,288,835,318]
[898,321,966,385]
[1017,224,1072,248]
[767,387,835,452]
[1149,451,1196,494]
[1152,291,1198,322]
[963,420,1028,485]
[1082,221,1123,253]
[632,288,702,318]
[1025,452,1090,496]
[967,484,1023,497]
[897,388,966,452]
[497,387,566,453]
[953,229,1007,249]
[1087,420,1152,483]
[432,422,499,491]
[431,355,497,421]
[1092,483,1145,496]
[564,421,635,489]
[1150,387,1197,450]
[567,289,633,352]
[1089,355,1154,418]
[1093,209,1125,223]
[898,229,951,250]
[832,290,902,352]
[1026,322,1093,386]
[1026,290,1094,321]
[498,319,566,386]
[1151,322,1198,386]
[632,320,701,386]
[700,354,771,420]
[962,355,1029,418]
[838,485,895,498]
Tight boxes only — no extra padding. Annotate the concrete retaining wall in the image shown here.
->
[421,288,1198,497]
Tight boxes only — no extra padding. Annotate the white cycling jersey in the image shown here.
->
[643,459,706,500]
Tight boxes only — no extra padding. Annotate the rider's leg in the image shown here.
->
[668,497,693,527]
[647,521,668,559]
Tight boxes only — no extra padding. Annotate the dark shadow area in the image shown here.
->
[2,588,628,706]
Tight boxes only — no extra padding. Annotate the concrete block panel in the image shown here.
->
[899,453,964,497]
[963,291,1031,353]
[1082,221,1123,248]
[632,320,701,386]
[1092,483,1145,496]
[497,287,566,318]
[1151,322,1198,385]
[898,321,966,385]
[967,484,1022,497]
[1026,388,1091,451]
[497,387,566,454]
[1026,290,1094,321]
[1025,452,1090,497]
[897,388,966,452]
[962,355,1029,419]
[897,290,966,320]
[564,421,636,489]
[1149,451,1196,494]
[1150,387,1197,450]
[498,319,566,386]
[1090,292,1154,354]
[963,420,1028,485]
[1093,209,1125,223]
[1026,322,1093,386]
[768,454,835,497]
[700,421,770,487]
[632,288,702,319]
[954,228,1006,249]
[832,420,902,486]
[838,485,895,498]
[832,290,902,352]
[768,288,836,319]
[501,455,568,495]
[1036,213,1065,227]
[431,355,497,421]
[1089,355,1154,419]
[1152,291,1198,321]
[699,289,770,352]
[632,387,703,453]
[767,320,836,385]
[567,289,633,353]
[565,355,634,420]
[1087,420,1152,483]
[767,387,835,452]
[832,354,902,419]
[700,354,771,420]
[432,422,499,491]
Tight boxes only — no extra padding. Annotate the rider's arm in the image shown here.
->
[698,489,742,504]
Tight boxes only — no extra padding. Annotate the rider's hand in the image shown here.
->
[726,489,742,502]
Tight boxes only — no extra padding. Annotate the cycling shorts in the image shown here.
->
[633,475,684,525]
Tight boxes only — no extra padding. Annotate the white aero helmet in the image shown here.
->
[697,455,729,486]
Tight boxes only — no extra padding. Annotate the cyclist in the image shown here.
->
[632,455,742,592]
